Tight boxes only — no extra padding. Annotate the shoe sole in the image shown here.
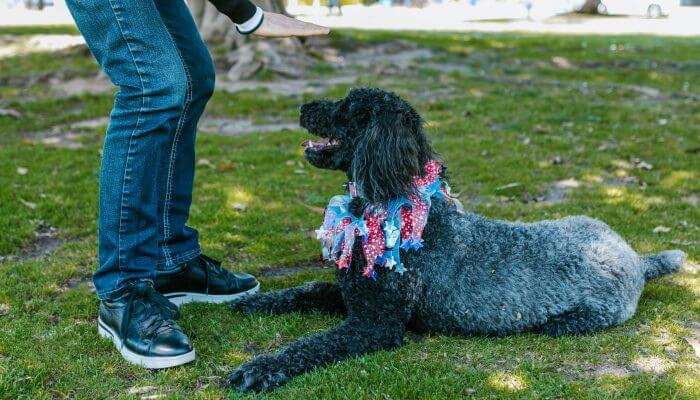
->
[97,318,195,369]
[163,282,260,307]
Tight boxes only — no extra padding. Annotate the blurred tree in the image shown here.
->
[188,0,315,81]
[578,0,602,14]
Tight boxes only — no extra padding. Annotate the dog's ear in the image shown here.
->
[351,107,432,203]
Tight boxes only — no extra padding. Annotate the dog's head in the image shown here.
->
[300,88,434,203]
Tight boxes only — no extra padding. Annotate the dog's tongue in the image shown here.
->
[301,138,331,148]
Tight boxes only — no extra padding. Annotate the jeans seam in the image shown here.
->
[156,247,201,270]
[107,0,147,290]
[160,25,194,269]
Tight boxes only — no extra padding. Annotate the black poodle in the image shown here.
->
[226,88,685,392]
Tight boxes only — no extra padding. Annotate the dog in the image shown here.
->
[226,88,686,392]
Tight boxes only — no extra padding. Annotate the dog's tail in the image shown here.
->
[641,250,686,281]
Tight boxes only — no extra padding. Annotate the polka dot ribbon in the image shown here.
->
[316,160,459,279]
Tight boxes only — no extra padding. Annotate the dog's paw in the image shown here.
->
[226,357,288,393]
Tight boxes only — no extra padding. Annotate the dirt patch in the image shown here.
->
[50,73,113,98]
[22,226,64,259]
[544,178,580,203]
[0,226,65,264]
[0,34,85,59]
[241,342,264,355]
[30,115,299,148]
[342,40,434,71]
[216,75,357,96]
[215,40,435,96]
[588,365,633,378]
[27,117,110,149]
[199,117,298,137]
[258,261,333,278]
[685,322,700,359]
[62,274,96,293]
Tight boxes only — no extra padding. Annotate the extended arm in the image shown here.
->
[207,0,330,37]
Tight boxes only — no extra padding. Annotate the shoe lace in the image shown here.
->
[197,254,235,291]
[121,283,180,343]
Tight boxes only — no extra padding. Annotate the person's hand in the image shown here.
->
[253,12,330,38]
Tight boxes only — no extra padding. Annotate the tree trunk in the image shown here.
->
[187,0,313,81]
[577,0,601,14]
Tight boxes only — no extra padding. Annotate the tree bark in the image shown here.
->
[577,0,601,14]
[187,0,312,81]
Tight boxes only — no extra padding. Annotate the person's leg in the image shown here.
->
[144,0,260,304]
[65,0,190,299]
[150,0,215,271]
[67,0,197,369]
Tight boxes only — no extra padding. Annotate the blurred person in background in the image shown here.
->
[328,0,343,15]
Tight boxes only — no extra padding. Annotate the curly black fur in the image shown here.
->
[226,88,686,393]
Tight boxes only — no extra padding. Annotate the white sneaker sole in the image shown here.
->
[97,318,195,369]
[163,282,260,307]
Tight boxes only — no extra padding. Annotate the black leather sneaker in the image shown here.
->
[154,254,259,307]
[97,281,195,369]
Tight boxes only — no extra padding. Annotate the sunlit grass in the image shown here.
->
[0,27,698,399]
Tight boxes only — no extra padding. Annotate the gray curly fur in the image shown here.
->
[226,88,686,392]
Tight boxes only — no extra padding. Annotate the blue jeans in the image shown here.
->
[66,0,214,300]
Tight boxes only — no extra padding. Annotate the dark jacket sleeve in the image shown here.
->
[208,0,257,24]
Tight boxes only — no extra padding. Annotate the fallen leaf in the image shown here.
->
[533,124,552,134]
[683,194,699,206]
[653,226,671,233]
[551,56,572,69]
[197,158,215,169]
[554,178,580,189]
[0,108,23,119]
[16,167,28,175]
[612,160,634,170]
[215,161,236,171]
[127,386,157,395]
[495,182,521,191]
[469,88,483,98]
[636,161,653,170]
[19,198,37,209]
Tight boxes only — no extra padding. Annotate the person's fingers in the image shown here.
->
[252,13,330,38]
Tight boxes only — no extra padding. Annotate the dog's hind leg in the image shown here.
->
[227,316,405,392]
[539,300,622,337]
[229,281,345,316]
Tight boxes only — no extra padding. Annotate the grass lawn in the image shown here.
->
[0,27,698,399]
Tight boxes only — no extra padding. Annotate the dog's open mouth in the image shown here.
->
[301,137,340,153]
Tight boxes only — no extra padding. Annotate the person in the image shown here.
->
[327,0,342,16]
[64,0,329,369]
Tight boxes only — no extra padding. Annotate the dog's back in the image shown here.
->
[407,200,684,337]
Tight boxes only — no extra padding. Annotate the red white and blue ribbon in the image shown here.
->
[316,160,459,279]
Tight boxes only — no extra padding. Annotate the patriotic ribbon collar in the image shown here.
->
[315,160,459,279]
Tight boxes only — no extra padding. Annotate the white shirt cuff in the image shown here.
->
[235,7,264,35]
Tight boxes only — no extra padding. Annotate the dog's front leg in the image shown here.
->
[226,316,405,392]
[230,281,345,315]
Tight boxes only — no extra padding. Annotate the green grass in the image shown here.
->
[0,28,698,399]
